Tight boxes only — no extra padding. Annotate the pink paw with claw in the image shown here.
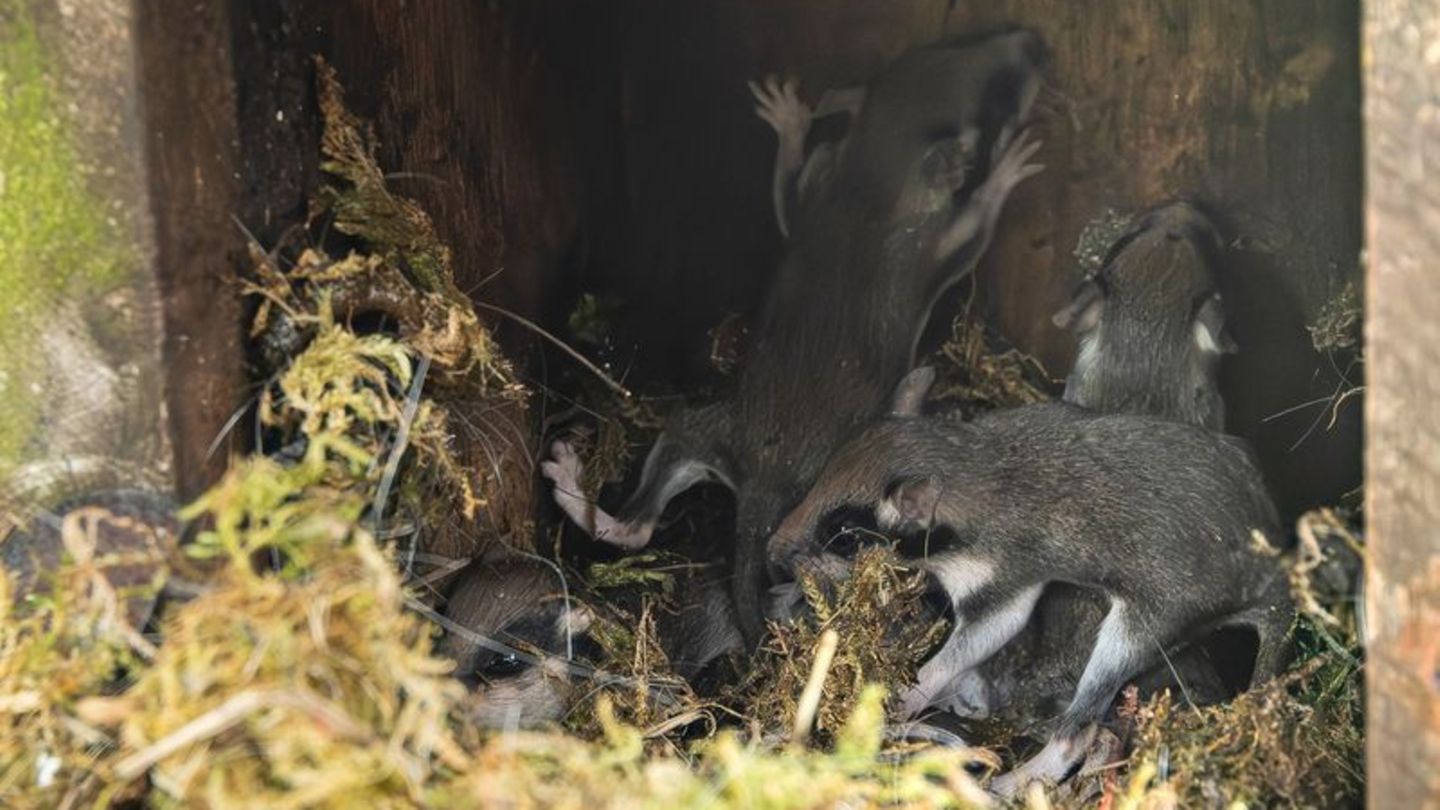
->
[539,439,583,495]
[748,74,811,143]
[541,440,653,550]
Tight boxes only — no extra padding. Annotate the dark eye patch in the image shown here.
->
[817,505,882,558]
[477,650,528,680]
[464,609,565,683]
[920,577,957,625]
[893,523,969,559]
[572,635,603,664]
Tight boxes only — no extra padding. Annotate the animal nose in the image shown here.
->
[765,530,799,574]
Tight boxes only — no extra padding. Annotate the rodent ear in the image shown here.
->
[894,476,942,527]
[1052,279,1104,332]
[1194,294,1238,355]
[890,366,937,417]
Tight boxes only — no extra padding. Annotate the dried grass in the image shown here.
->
[743,548,948,739]
[931,314,1055,416]
[1114,508,1365,809]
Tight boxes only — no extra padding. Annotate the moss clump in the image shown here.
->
[435,687,992,810]
[0,0,131,472]
[1307,280,1362,353]
[0,507,165,807]
[312,58,456,299]
[1125,651,1362,808]
[930,314,1055,418]
[743,548,948,739]
[243,60,531,561]
[108,461,467,808]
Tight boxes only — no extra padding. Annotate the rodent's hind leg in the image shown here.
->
[991,597,1147,797]
[900,582,1044,717]
[990,723,1100,798]
[541,440,654,550]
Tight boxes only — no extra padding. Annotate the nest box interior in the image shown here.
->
[180,1,1362,529]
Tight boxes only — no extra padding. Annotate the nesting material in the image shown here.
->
[742,548,948,740]
[930,313,1057,416]
[0,508,164,807]
[245,57,528,563]
[1306,281,1362,353]
[109,465,467,807]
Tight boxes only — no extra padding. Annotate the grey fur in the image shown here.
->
[972,201,1240,733]
[437,556,741,727]
[769,401,1294,790]
[1056,200,1235,430]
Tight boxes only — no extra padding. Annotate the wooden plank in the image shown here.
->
[1363,0,1440,805]
[134,0,247,501]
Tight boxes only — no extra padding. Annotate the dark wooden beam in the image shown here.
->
[135,0,247,501]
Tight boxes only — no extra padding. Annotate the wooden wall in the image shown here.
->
[1363,0,1440,804]
[42,1,1438,800]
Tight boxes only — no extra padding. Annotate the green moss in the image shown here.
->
[0,1,131,472]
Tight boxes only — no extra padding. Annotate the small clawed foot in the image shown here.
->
[749,74,811,142]
[989,127,1045,192]
[540,440,583,492]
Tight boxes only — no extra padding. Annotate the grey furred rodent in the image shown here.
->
[969,200,1243,729]
[544,31,1046,646]
[1054,200,1235,430]
[436,555,741,728]
[768,368,1293,795]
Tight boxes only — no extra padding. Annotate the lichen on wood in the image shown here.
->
[0,0,137,485]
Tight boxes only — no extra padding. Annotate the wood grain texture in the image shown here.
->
[135,0,246,502]
[1364,0,1440,805]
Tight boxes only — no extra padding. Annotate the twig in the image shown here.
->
[473,301,631,399]
[1325,385,1365,431]
[405,557,467,600]
[1262,394,1337,423]
[382,171,451,187]
[792,628,840,744]
[204,392,259,462]
[373,355,430,526]
[112,689,369,780]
